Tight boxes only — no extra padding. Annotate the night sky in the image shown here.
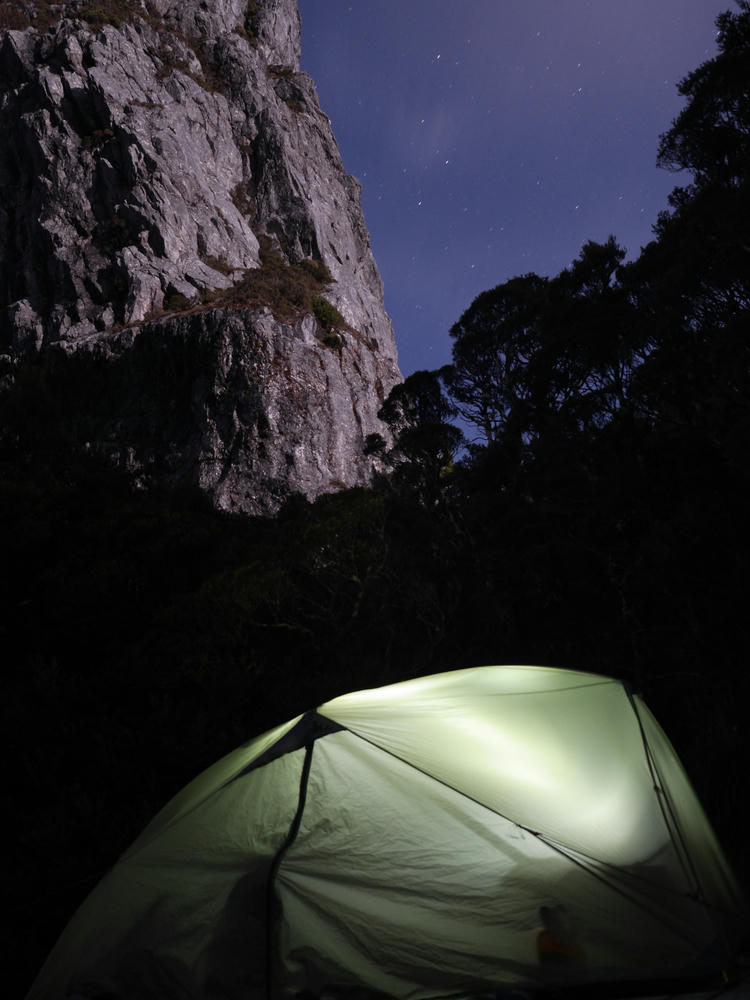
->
[297,1,723,376]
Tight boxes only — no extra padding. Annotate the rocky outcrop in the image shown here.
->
[0,0,401,513]
[44,308,396,512]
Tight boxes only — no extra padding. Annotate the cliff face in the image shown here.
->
[0,0,401,513]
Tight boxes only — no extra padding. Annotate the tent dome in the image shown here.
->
[27,665,747,1000]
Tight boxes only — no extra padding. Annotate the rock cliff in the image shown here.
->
[0,0,401,513]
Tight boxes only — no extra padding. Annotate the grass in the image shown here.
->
[80,4,123,27]
[202,255,234,276]
[213,238,355,346]
[105,235,354,347]
[268,64,294,78]
[162,291,193,312]
[243,0,259,45]
[0,2,29,29]
[0,0,174,33]
[130,236,357,348]
[0,1,232,98]
[213,236,334,321]
[312,294,347,333]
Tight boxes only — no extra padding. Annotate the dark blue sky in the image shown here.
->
[297,1,723,376]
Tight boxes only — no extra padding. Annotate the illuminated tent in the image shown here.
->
[28,666,747,1000]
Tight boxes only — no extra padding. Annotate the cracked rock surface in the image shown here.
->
[0,0,401,513]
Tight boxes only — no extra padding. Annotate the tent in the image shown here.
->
[28,665,747,1000]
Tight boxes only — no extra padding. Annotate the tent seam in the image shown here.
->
[265,739,315,1000]
[626,694,737,974]
[625,692,702,897]
[334,726,706,950]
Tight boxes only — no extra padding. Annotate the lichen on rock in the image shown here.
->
[0,0,401,512]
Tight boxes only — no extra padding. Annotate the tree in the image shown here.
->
[533,238,632,430]
[445,274,548,447]
[630,1,750,433]
[444,240,639,459]
[376,369,463,503]
[656,1,750,189]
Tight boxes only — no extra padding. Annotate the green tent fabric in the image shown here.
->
[28,665,747,1000]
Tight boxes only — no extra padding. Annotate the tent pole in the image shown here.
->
[265,740,315,1000]
[624,684,701,896]
[624,685,736,977]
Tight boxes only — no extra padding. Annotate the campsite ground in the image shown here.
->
[641,967,750,1000]
[641,988,749,999]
